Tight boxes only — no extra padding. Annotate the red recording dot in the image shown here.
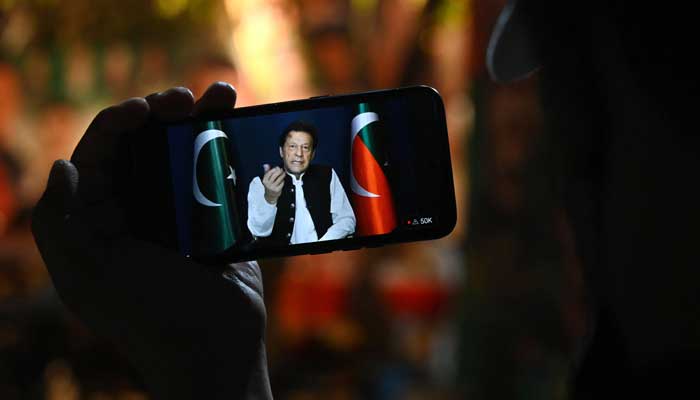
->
[407,220,411,225]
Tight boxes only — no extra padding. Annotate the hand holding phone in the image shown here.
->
[31,83,272,399]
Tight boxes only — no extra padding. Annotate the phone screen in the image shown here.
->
[165,86,455,262]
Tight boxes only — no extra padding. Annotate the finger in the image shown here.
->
[269,178,284,192]
[221,261,265,320]
[270,180,284,193]
[263,164,270,173]
[71,98,150,169]
[263,167,282,186]
[223,261,264,299]
[32,160,84,285]
[192,82,237,116]
[124,88,196,241]
[265,169,277,182]
[262,173,276,188]
[31,160,106,253]
[271,172,286,186]
[32,160,79,234]
[145,87,195,123]
[69,98,149,205]
[269,167,284,181]
[262,168,275,183]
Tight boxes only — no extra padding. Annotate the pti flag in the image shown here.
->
[350,103,397,235]
[191,120,241,257]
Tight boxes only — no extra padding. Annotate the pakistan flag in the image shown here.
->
[191,121,241,257]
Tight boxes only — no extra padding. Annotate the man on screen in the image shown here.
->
[247,120,356,245]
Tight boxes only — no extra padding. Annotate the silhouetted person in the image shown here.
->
[488,1,700,398]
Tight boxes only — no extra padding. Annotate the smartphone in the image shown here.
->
[152,85,455,263]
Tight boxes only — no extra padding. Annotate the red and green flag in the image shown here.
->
[350,103,397,236]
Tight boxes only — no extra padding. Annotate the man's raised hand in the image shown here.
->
[262,163,285,204]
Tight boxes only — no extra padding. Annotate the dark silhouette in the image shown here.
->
[488,1,700,398]
[31,83,273,399]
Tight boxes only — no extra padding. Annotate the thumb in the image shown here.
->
[263,163,270,173]
[31,159,80,263]
[35,160,80,219]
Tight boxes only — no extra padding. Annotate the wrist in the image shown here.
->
[245,340,273,400]
[264,194,278,205]
[142,339,272,400]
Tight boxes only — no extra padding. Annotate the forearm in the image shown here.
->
[247,179,277,237]
[320,216,355,240]
[142,339,272,400]
[322,170,356,240]
[245,340,273,400]
[247,211,275,237]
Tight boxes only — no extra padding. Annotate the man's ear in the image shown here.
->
[310,150,316,161]
[279,147,283,159]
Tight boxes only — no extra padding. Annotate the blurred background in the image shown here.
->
[0,0,586,398]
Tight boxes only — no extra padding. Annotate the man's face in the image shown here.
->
[280,130,315,177]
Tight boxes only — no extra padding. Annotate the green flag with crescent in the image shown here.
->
[191,120,241,257]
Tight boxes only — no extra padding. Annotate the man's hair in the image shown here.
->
[279,120,318,151]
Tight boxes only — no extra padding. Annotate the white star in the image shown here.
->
[227,166,236,184]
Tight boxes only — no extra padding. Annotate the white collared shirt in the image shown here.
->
[247,168,356,244]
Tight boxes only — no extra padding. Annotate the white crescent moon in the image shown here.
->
[193,129,229,207]
[350,112,380,198]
